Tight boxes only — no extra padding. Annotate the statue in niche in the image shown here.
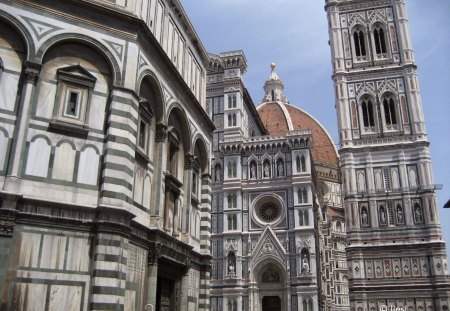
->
[302,257,310,273]
[215,166,221,182]
[414,204,423,223]
[361,207,369,226]
[262,266,279,282]
[250,163,256,179]
[397,206,404,223]
[228,252,236,276]
[228,261,235,275]
[379,206,386,225]
[277,161,284,176]
[264,162,270,178]
[301,248,310,273]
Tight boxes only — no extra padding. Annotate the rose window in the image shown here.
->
[257,202,281,223]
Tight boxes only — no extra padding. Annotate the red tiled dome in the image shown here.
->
[257,101,338,165]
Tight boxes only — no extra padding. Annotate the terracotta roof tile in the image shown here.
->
[258,102,338,165]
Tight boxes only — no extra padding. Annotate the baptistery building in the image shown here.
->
[0,0,450,310]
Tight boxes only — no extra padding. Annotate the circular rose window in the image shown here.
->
[257,202,281,223]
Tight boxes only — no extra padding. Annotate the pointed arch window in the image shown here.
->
[228,159,237,178]
[383,97,398,128]
[227,214,237,230]
[296,155,306,173]
[373,26,387,55]
[298,188,308,204]
[353,29,367,58]
[227,299,237,311]
[361,99,375,128]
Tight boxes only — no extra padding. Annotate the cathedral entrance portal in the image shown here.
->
[262,296,281,311]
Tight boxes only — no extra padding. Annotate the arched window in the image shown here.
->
[227,214,237,230]
[336,221,342,232]
[303,300,308,311]
[232,113,237,126]
[271,90,275,101]
[227,299,237,311]
[361,99,375,127]
[299,211,304,226]
[298,188,308,204]
[383,97,397,126]
[296,154,307,172]
[232,94,237,108]
[301,155,306,172]
[373,26,387,55]
[353,29,367,57]
[304,210,309,226]
[351,101,358,128]
[228,95,232,108]
[227,113,232,127]
[228,160,237,178]
[308,300,313,311]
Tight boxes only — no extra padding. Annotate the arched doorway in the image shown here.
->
[257,263,286,311]
[262,296,281,311]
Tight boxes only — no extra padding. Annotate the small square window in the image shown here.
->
[135,99,154,164]
[51,65,96,134]
[64,90,81,118]
[138,119,148,150]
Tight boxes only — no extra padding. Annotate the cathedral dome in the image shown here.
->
[257,64,338,166]
[258,101,338,166]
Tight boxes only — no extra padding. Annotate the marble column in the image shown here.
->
[3,62,40,192]
[145,242,161,309]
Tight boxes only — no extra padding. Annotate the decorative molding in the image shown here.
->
[148,242,162,265]
[155,123,168,142]
[0,221,14,235]
[21,16,62,41]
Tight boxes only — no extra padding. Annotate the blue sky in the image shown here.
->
[181,0,450,248]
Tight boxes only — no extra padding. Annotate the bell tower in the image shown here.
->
[325,0,450,309]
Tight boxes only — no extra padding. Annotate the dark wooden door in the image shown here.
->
[262,296,281,311]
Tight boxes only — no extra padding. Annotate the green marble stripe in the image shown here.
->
[90,302,124,311]
[94,253,127,265]
[95,238,124,248]
[102,176,133,191]
[105,148,135,163]
[92,269,127,280]
[110,108,138,125]
[111,94,138,112]
[108,120,137,138]
[0,116,15,124]
[104,162,134,177]
[101,190,133,204]
[92,285,125,296]
[107,133,135,150]
[22,174,98,190]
